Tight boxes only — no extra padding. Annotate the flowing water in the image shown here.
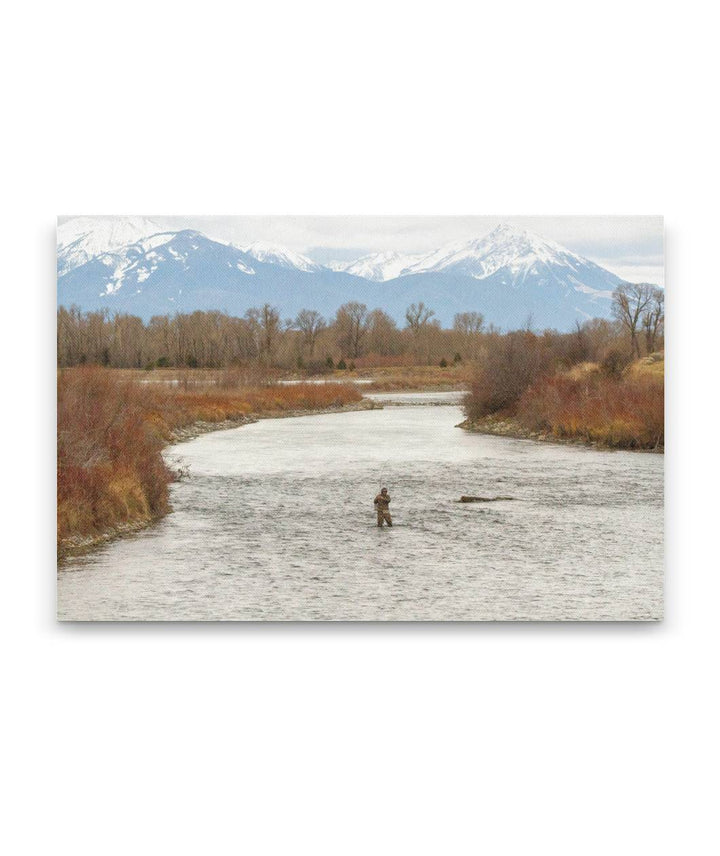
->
[57,394,663,621]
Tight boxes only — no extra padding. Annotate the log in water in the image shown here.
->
[57,394,663,621]
[459,495,515,502]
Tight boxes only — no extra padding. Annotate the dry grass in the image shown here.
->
[115,363,473,392]
[564,361,601,380]
[464,349,664,450]
[111,366,286,388]
[342,364,473,391]
[516,370,664,449]
[626,352,665,379]
[57,367,362,550]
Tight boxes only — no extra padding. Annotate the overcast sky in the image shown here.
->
[61,215,665,285]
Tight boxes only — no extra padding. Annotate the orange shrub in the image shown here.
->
[516,373,664,449]
[57,368,173,544]
[58,369,363,548]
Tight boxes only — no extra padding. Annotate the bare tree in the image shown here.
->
[366,309,401,356]
[405,302,435,334]
[641,287,665,354]
[453,311,484,336]
[335,301,368,358]
[453,311,485,360]
[294,309,326,357]
[404,303,438,364]
[246,304,281,365]
[612,283,654,357]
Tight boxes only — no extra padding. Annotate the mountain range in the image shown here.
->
[57,219,634,330]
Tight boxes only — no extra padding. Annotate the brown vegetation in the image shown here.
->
[57,303,485,371]
[58,283,663,378]
[346,364,473,391]
[516,368,664,449]
[57,367,362,552]
[462,294,664,450]
[612,283,664,358]
[465,351,664,450]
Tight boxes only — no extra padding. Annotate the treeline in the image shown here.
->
[57,302,487,369]
[57,286,663,371]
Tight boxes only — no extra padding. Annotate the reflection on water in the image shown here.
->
[58,396,663,621]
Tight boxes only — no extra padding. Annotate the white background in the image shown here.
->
[2,1,718,854]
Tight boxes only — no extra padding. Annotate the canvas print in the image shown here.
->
[56,216,664,621]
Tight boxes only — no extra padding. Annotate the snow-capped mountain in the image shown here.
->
[324,224,622,299]
[57,216,164,275]
[57,227,377,321]
[327,251,422,282]
[400,224,620,296]
[57,218,636,329]
[242,241,321,272]
[364,224,624,327]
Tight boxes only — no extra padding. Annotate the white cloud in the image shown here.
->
[157,213,662,260]
[599,261,665,287]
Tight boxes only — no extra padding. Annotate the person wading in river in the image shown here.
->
[374,487,392,527]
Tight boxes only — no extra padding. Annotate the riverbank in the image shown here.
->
[57,368,366,558]
[112,364,473,393]
[462,356,664,452]
[457,414,663,452]
[60,400,381,558]
[342,364,472,392]
[168,398,379,443]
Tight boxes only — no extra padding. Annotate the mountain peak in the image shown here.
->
[57,215,166,274]
[330,249,424,282]
[242,241,320,273]
[489,223,527,238]
[398,223,613,291]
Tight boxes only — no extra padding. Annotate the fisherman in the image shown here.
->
[374,487,392,527]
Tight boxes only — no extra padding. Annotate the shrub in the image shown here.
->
[337,358,347,370]
[516,372,664,449]
[57,367,174,545]
[57,368,364,549]
[600,347,633,378]
[464,332,554,419]
[305,359,333,376]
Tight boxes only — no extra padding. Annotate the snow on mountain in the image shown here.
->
[400,224,621,297]
[323,224,622,299]
[57,229,372,321]
[327,251,423,282]
[242,241,321,273]
[59,229,259,300]
[57,216,165,275]
[57,219,633,330]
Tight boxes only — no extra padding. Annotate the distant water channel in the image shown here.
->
[57,393,663,621]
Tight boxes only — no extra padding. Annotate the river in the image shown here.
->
[57,393,663,621]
